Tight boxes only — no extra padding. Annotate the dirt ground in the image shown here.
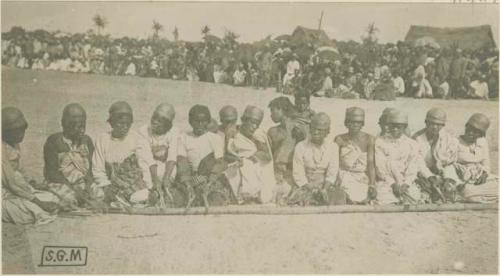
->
[2,210,498,274]
[1,68,499,274]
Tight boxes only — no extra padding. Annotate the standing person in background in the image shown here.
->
[136,103,179,207]
[449,48,468,98]
[392,69,405,96]
[232,63,247,87]
[3,107,58,225]
[283,53,300,89]
[43,103,95,209]
[334,107,376,204]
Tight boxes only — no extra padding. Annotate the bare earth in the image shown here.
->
[3,211,498,274]
[2,67,499,274]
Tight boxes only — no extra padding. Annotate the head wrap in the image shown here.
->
[242,105,264,122]
[189,104,211,122]
[311,112,331,130]
[154,103,175,121]
[2,107,27,131]
[467,113,490,133]
[219,105,238,122]
[345,107,365,122]
[62,103,86,125]
[425,108,446,124]
[385,109,408,125]
[109,101,133,120]
[378,107,396,124]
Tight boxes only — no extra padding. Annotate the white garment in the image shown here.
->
[233,69,247,85]
[136,125,179,188]
[392,76,405,95]
[177,131,224,172]
[413,129,459,178]
[125,63,136,76]
[286,60,300,75]
[293,137,339,188]
[470,80,489,100]
[92,131,140,188]
[375,135,422,204]
[226,129,276,202]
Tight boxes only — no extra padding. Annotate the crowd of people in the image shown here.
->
[2,27,499,100]
[2,93,498,225]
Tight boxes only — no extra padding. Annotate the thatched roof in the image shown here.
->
[404,25,496,50]
[291,26,333,47]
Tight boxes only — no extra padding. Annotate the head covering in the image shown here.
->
[385,109,408,125]
[109,101,133,117]
[242,105,264,122]
[345,107,365,122]
[2,107,27,131]
[189,104,211,122]
[379,107,396,124]
[425,108,446,124]
[219,105,238,122]
[311,112,331,130]
[154,103,175,121]
[62,103,86,126]
[467,113,490,133]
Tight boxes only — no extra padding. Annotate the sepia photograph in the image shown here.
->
[1,1,499,274]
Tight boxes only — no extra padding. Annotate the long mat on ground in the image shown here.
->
[61,203,498,217]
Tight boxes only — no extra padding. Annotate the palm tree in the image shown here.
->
[201,25,211,38]
[363,22,379,44]
[92,14,108,35]
[152,20,163,39]
[173,26,179,41]
[223,29,239,49]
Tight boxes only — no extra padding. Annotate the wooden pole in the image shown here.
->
[78,203,499,217]
[318,11,324,31]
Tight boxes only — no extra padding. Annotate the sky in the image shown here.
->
[1,2,498,44]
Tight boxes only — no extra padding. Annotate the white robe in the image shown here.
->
[226,129,276,203]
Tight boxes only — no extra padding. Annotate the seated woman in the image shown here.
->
[290,113,340,206]
[136,103,178,207]
[92,101,149,208]
[374,109,422,204]
[226,106,276,204]
[445,113,498,203]
[43,103,95,209]
[3,107,58,225]
[334,107,376,204]
[177,105,231,209]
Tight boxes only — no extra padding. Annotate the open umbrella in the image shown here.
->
[316,46,340,60]
[414,36,440,49]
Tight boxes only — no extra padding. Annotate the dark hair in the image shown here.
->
[294,91,310,102]
[268,97,294,117]
[189,104,211,123]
